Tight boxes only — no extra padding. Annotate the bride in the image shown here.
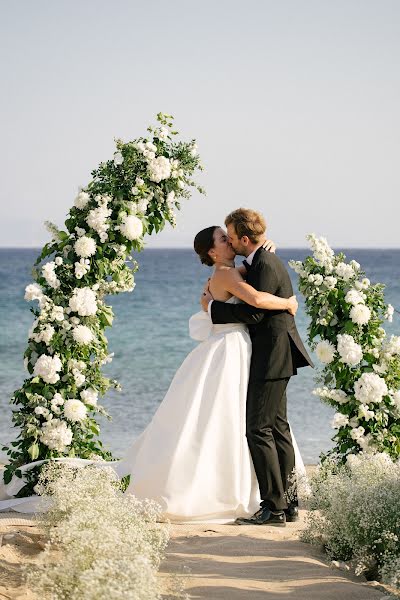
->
[0,226,305,522]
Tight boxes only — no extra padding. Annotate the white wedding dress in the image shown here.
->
[0,297,305,521]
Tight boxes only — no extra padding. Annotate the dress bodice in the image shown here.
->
[189,296,247,341]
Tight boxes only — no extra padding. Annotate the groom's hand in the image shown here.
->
[200,289,213,312]
[262,239,276,253]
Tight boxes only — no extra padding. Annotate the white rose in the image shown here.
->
[72,325,94,345]
[147,156,171,183]
[64,399,87,422]
[350,426,365,441]
[55,256,63,266]
[25,283,43,302]
[316,340,336,364]
[80,388,98,406]
[350,304,371,326]
[74,236,96,258]
[40,418,73,451]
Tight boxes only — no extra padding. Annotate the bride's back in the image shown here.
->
[208,266,235,302]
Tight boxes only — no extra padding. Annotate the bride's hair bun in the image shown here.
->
[194,226,219,267]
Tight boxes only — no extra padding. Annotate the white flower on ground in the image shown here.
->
[74,190,90,209]
[147,156,171,182]
[350,304,371,326]
[40,418,73,451]
[337,334,363,366]
[24,283,43,302]
[113,152,123,165]
[69,287,97,316]
[74,236,96,258]
[345,289,365,306]
[80,388,98,406]
[354,372,388,404]
[316,340,336,364]
[72,325,94,345]
[335,262,354,282]
[64,399,87,422]
[119,214,143,240]
[33,354,62,384]
[332,413,349,428]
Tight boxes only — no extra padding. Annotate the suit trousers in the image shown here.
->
[246,376,296,511]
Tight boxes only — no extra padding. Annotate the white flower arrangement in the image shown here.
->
[290,234,400,460]
[3,112,204,495]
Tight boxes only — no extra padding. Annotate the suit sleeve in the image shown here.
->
[210,260,279,325]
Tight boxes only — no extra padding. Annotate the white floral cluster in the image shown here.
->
[28,463,172,600]
[290,234,399,459]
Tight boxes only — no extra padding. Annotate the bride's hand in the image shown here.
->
[287,295,298,316]
[262,239,276,253]
[203,278,213,298]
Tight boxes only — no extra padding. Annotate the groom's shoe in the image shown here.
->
[284,505,299,523]
[235,507,286,527]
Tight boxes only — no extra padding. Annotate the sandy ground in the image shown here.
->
[0,464,397,599]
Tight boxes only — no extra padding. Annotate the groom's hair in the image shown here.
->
[225,208,266,243]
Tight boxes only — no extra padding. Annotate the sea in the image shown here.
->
[0,248,399,465]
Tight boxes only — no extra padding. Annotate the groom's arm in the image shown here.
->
[207,261,279,325]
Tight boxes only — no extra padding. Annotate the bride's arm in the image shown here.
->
[221,268,298,315]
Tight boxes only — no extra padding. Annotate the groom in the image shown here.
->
[201,208,313,526]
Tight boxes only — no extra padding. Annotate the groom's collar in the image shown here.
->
[245,244,264,266]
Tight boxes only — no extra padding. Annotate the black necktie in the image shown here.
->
[242,259,250,270]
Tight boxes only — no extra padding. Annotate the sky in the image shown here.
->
[1,0,399,248]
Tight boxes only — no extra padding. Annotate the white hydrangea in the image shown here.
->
[72,325,94,345]
[119,214,143,241]
[33,354,62,384]
[42,261,60,289]
[75,258,90,279]
[350,304,371,326]
[332,412,349,428]
[69,287,97,316]
[74,236,96,258]
[337,334,363,366]
[147,156,171,183]
[24,283,43,302]
[354,372,388,405]
[74,190,90,209]
[80,388,98,406]
[335,262,355,282]
[316,340,336,364]
[345,289,365,306]
[64,399,88,422]
[40,418,73,451]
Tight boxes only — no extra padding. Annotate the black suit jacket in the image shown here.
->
[211,247,314,380]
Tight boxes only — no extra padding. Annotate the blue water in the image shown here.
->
[0,248,399,464]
